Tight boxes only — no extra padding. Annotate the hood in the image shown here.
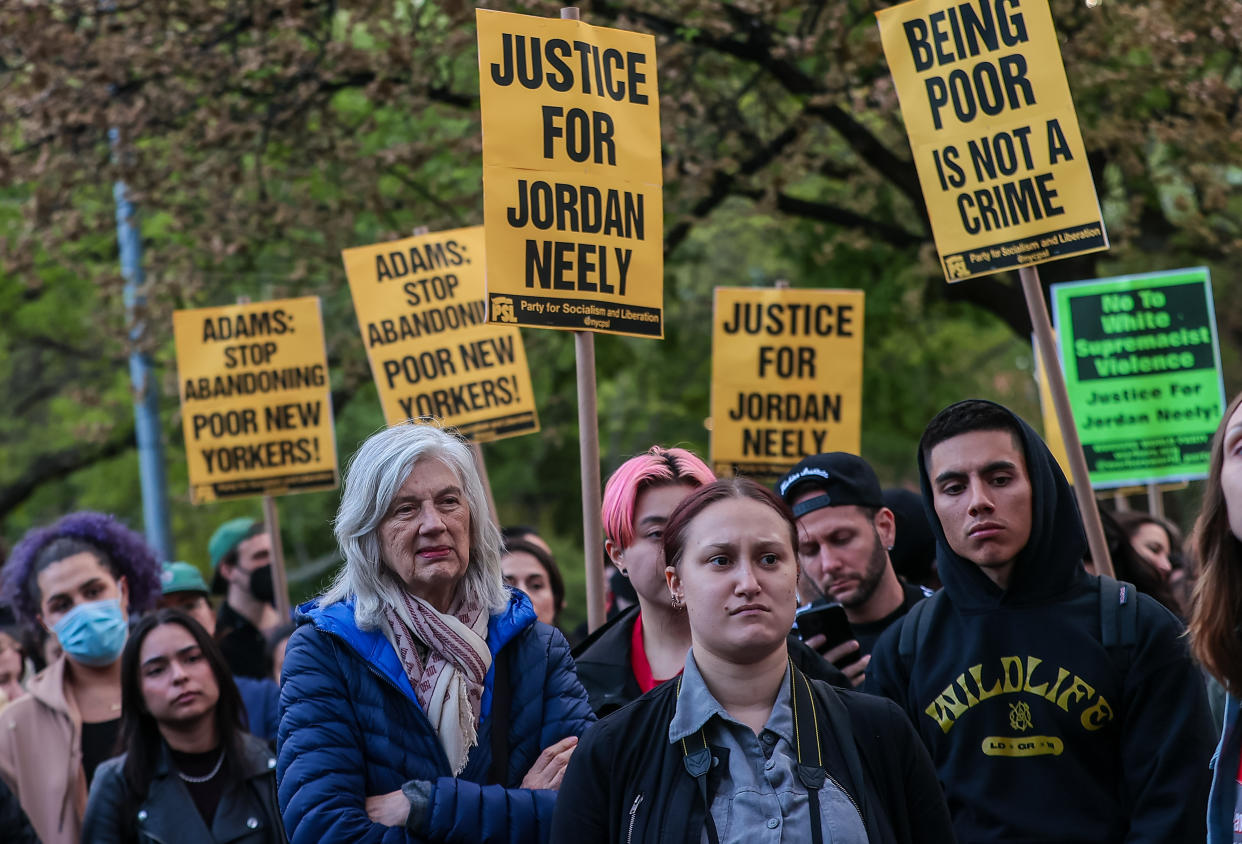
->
[917,400,1086,610]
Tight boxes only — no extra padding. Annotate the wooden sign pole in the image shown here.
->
[233,291,293,620]
[262,495,292,622]
[470,442,501,530]
[1020,266,1114,576]
[561,5,607,632]
[1146,483,1165,519]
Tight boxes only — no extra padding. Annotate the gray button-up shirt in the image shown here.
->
[669,653,868,844]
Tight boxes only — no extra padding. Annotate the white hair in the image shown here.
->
[322,423,508,628]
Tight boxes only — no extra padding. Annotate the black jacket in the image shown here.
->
[573,604,848,716]
[866,401,1215,843]
[0,776,39,844]
[551,665,953,843]
[82,733,286,844]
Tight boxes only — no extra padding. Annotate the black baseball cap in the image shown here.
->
[776,452,885,517]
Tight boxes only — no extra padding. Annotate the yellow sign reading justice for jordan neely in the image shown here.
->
[876,0,1108,282]
[710,287,865,478]
[174,297,339,503]
[341,226,540,442]
[477,9,664,338]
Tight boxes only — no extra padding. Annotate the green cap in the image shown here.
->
[209,517,259,570]
[161,561,210,595]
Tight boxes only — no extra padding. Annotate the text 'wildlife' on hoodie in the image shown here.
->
[866,401,1214,844]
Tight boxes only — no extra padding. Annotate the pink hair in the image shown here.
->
[601,446,716,550]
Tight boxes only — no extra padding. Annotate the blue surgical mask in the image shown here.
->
[52,598,128,667]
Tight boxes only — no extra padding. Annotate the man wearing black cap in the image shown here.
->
[777,452,930,687]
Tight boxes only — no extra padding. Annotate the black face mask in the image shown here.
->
[249,565,275,606]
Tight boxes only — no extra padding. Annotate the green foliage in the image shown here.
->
[1,0,1239,629]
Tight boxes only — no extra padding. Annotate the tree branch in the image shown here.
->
[0,423,136,519]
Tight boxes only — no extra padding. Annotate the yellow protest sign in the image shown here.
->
[341,226,540,442]
[710,288,865,476]
[173,297,338,503]
[477,9,663,338]
[876,0,1108,282]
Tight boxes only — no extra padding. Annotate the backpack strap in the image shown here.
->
[898,590,942,668]
[1097,573,1138,649]
[488,647,511,786]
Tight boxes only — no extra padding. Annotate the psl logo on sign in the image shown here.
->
[477,9,664,338]
[174,297,339,503]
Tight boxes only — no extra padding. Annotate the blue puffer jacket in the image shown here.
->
[277,589,594,843]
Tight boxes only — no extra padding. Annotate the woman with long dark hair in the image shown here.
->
[82,609,285,843]
[1191,392,1242,843]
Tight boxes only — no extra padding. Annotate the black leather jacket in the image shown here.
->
[82,733,286,844]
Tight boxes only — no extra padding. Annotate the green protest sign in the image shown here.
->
[1050,267,1225,488]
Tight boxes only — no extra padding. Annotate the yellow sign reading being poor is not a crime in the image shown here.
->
[711,288,865,477]
[876,0,1108,282]
[174,296,338,503]
[477,9,663,338]
[341,226,540,442]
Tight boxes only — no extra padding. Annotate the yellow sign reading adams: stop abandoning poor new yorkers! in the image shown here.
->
[342,226,540,442]
[876,0,1108,282]
[477,9,663,338]
[711,288,865,477]
[174,297,338,503]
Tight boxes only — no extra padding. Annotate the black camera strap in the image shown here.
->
[678,660,826,844]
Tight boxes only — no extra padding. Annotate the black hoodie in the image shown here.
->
[866,401,1214,844]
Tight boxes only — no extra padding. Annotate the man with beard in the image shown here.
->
[209,518,281,678]
[777,452,930,686]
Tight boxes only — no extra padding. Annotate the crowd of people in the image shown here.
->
[0,395,1236,842]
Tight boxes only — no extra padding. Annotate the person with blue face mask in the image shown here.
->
[0,511,161,844]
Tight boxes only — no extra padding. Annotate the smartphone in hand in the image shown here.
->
[794,602,859,666]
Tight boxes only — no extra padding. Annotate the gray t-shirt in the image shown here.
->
[669,652,868,843]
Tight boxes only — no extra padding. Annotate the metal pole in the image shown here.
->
[1019,266,1113,576]
[112,128,174,562]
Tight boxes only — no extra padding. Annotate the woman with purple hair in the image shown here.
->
[0,510,161,844]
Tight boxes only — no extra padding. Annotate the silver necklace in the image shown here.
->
[177,750,224,783]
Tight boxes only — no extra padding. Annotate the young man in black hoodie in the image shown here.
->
[867,399,1214,843]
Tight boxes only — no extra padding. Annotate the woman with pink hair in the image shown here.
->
[574,447,842,715]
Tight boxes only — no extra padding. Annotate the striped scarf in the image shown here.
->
[384,588,491,775]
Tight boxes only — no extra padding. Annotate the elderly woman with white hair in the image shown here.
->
[277,424,594,843]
